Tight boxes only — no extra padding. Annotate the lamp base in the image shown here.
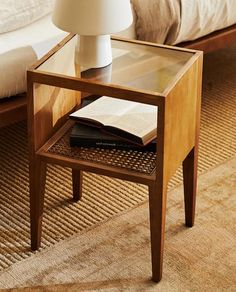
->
[75,35,112,70]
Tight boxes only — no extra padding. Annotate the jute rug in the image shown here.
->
[0,44,235,287]
[0,156,235,291]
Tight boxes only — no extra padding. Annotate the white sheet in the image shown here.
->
[0,14,67,99]
[0,14,67,57]
[175,0,236,44]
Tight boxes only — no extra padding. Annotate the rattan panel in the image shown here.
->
[48,128,157,175]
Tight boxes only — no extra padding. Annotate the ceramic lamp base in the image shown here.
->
[75,35,112,70]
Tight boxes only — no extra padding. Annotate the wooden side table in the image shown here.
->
[27,34,203,282]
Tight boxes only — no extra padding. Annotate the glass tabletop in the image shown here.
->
[36,35,194,94]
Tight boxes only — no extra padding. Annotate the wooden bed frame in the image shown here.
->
[1,24,236,129]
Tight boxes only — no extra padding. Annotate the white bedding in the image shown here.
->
[0,14,67,99]
[132,0,236,45]
[175,0,236,44]
[0,0,54,34]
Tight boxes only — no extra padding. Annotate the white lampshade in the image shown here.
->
[52,0,133,35]
[52,0,133,69]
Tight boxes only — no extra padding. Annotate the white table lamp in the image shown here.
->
[52,0,133,69]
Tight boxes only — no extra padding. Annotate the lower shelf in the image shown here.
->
[46,123,157,176]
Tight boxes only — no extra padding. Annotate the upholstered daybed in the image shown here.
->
[1,0,236,128]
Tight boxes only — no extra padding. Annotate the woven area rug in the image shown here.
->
[0,156,235,291]
[0,44,236,274]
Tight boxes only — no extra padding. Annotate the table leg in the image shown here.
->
[72,169,83,202]
[182,146,198,227]
[148,182,167,282]
[29,158,47,250]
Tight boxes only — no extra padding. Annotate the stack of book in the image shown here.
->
[69,96,158,152]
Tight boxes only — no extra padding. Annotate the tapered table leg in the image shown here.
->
[182,146,198,227]
[148,182,167,282]
[72,169,83,202]
[29,158,47,250]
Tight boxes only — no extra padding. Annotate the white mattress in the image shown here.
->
[0,14,67,99]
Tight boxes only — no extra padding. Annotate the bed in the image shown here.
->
[1,0,236,128]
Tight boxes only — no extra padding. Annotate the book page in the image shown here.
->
[109,103,157,143]
[70,96,138,125]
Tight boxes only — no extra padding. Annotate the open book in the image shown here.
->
[69,96,158,146]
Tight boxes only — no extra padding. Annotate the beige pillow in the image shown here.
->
[0,0,54,33]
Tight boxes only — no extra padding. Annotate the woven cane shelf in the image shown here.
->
[46,124,157,176]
